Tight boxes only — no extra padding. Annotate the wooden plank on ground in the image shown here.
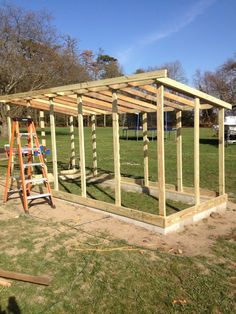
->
[0,269,51,286]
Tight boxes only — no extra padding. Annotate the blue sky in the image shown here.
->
[3,0,236,83]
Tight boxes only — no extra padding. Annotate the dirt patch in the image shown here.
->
[0,183,235,257]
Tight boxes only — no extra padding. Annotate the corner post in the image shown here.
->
[69,115,76,171]
[49,98,59,191]
[176,110,183,192]
[194,97,200,205]
[112,90,121,207]
[156,84,166,216]
[77,95,86,197]
[219,108,225,195]
[142,112,149,186]
[91,114,98,176]
[39,110,46,147]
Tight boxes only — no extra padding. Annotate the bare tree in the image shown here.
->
[194,54,236,125]
[0,3,88,136]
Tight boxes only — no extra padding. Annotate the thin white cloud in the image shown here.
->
[116,0,216,66]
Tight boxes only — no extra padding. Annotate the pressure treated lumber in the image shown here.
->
[112,91,121,207]
[77,95,86,197]
[156,84,166,216]
[0,70,167,102]
[49,98,59,191]
[69,115,76,170]
[0,268,51,286]
[6,104,11,143]
[142,112,149,186]
[157,77,232,109]
[176,110,183,192]
[91,115,98,176]
[218,108,225,195]
[194,97,200,205]
[39,110,46,147]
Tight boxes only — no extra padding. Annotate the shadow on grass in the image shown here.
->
[200,138,218,146]
[0,296,21,314]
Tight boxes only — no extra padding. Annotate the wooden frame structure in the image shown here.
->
[0,70,232,233]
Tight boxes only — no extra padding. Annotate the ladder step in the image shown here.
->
[23,163,44,168]
[19,133,36,137]
[21,147,39,151]
[25,178,47,184]
[27,193,51,200]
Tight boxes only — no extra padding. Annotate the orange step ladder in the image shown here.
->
[4,118,55,213]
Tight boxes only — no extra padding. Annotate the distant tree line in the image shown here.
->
[0,2,235,135]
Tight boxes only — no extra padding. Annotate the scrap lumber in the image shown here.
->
[0,268,51,286]
[0,278,11,287]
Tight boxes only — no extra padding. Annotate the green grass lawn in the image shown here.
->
[1,126,235,208]
[0,211,235,313]
[0,127,235,313]
[0,128,236,214]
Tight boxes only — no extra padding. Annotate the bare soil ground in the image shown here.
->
[1,183,235,258]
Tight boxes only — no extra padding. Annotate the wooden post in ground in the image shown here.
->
[39,110,46,147]
[176,110,183,192]
[194,97,200,205]
[49,98,59,191]
[26,100,31,118]
[218,108,225,195]
[104,114,106,127]
[77,95,86,197]
[87,115,90,127]
[142,112,149,186]
[6,104,11,143]
[112,91,121,207]
[156,84,166,216]
[91,114,98,176]
[69,115,76,171]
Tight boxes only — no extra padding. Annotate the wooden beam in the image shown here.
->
[194,97,200,205]
[156,84,166,216]
[6,104,11,143]
[39,110,46,147]
[100,90,155,112]
[218,108,225,195]
[157,77,232,110]
[0,268,51,286]
[112,91,121,206]
[91,115,98,176]
[142,112,149,186]
[49,98,59,191]
[77,95,86,197]
[0,70,167,102]
[69,116,76,171]
[164,91,194,107]
[176,110,183,192]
